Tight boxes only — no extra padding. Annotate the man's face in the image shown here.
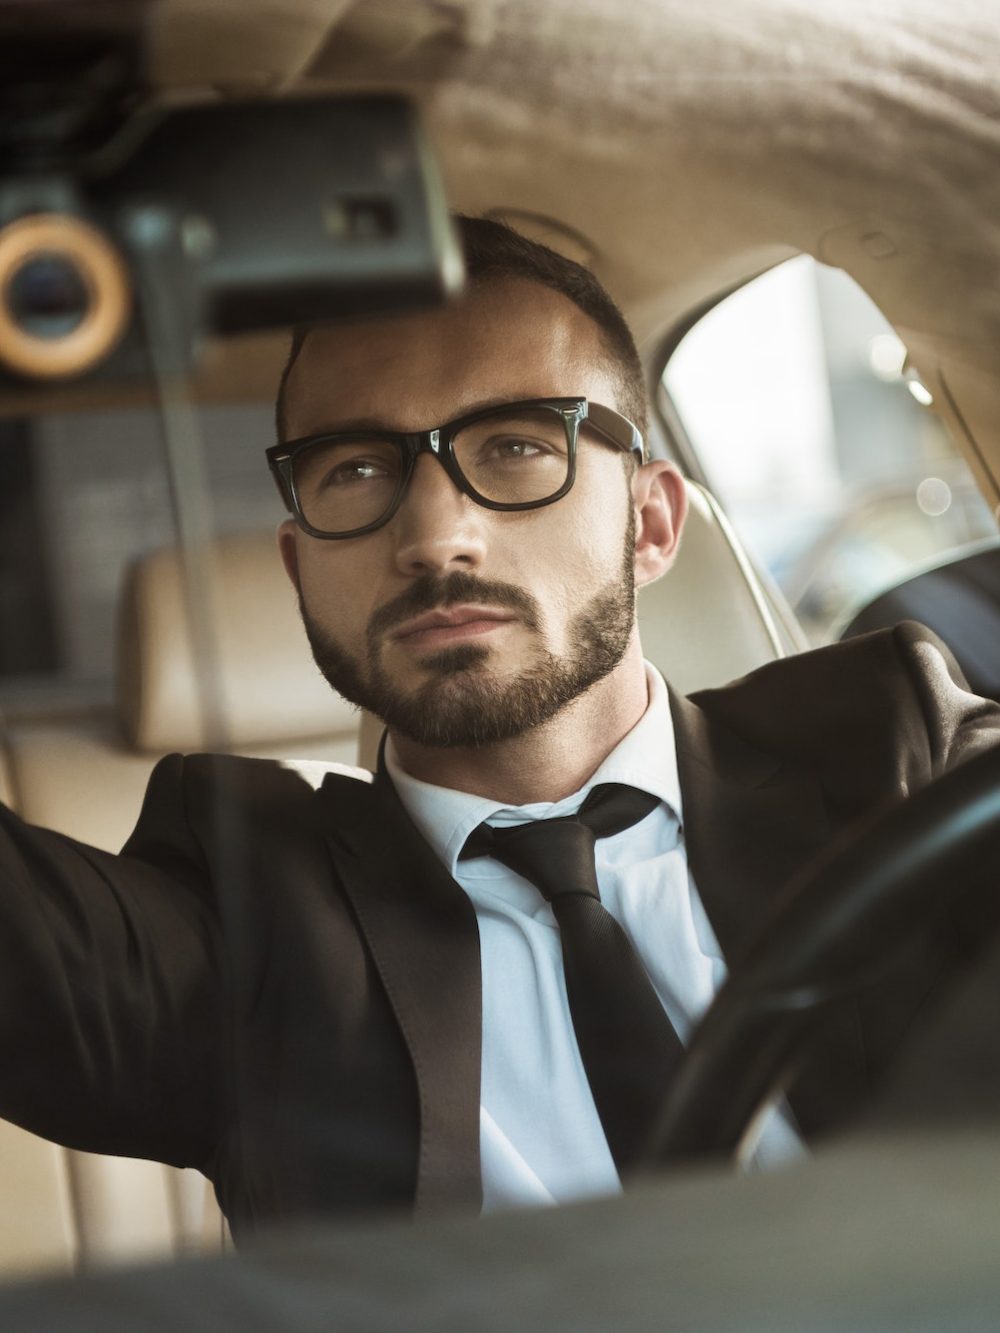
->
[278,278,644,748]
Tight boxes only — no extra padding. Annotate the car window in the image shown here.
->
[660,256,998,644]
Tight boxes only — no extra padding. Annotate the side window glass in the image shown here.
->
[661,256,997,643]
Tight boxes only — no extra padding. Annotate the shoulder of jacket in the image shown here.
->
[689,621,928,711]
[156,752,376,820]
[685,622,947,772]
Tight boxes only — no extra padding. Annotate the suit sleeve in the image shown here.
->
[0,753,223,1170]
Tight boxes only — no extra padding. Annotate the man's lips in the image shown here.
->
[392,604,517,646]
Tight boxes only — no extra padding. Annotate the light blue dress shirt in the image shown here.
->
[386,664,803,1212]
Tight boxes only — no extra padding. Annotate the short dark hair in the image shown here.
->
[275,215,648,449]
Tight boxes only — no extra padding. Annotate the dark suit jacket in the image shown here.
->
[0,622,997,1237]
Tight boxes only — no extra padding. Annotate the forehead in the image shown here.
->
[282,277,617,438]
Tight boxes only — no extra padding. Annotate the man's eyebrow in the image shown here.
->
[297,396,544,438]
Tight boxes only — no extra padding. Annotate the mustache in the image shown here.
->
[368,571,541,642]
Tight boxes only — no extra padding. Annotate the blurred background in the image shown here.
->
[663,256,998,645]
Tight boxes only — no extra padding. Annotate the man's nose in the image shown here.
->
[392,453,488,577]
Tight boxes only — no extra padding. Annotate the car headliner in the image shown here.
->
[9,0,1000,513]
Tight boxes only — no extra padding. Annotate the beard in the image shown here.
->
[299,512,637,749]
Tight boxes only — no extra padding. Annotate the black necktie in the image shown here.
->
[460,783,684,1174]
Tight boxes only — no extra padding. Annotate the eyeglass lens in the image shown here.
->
[291,405,572,534]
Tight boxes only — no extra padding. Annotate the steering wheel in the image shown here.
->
[648,744,1000,1165]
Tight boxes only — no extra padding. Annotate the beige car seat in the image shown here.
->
[0,480,803,1278]
[0,747,12,812]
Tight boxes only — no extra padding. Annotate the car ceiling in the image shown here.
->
[16,0,1000,509]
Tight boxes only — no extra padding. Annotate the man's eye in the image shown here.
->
[325,456,393,486]
[485,436,552,461]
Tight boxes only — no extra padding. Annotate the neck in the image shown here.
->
[389,643,650,805]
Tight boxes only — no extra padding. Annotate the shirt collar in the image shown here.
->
[385,663,681,877]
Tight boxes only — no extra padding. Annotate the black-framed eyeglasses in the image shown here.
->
[266,396,644,540]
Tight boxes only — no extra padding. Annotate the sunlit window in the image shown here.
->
[662,256,997,643]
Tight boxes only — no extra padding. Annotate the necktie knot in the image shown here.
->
[460,783,660,903]
[469,816,599,904]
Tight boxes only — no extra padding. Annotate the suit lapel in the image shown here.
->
[317,765,483,1217]
[669,686,830,962]
[670,687,869,1135]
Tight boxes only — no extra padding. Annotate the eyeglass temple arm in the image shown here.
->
[267,457,297,513]
[585,402,644,456]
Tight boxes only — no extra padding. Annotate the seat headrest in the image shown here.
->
[637,481,798,695]
[117,531,357,752]
[0,740,13,808]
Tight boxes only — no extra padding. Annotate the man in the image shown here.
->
[0,219,997,1235]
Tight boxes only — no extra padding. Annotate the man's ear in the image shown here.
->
[277,519,302,593]
[631,461,688,589]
